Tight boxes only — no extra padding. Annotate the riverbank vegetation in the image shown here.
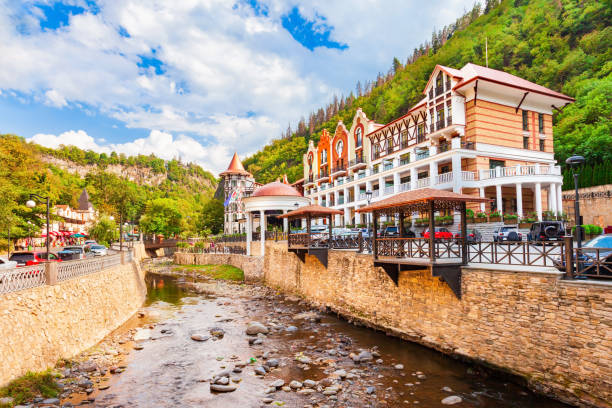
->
[0,370,61,407]
[172,264,245,281]
[243,0,611,188]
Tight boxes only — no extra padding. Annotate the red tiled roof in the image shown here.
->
[356,188,490,213]
[278,204,343,218]
[453,63,574,101]
[251,182,302,198]
[220,152,252,176]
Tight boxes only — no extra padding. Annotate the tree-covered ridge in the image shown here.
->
[243,0,611,186]
[0,134,222,246]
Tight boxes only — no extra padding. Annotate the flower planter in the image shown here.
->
[475,217,487,223]
[504,218,518,225]
[519,222,532,229]
[489,216,501,223]
[467,217,475,224]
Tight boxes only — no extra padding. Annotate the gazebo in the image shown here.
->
[243,181,309,256]
[279,204,344,267]
[356,188,489,298]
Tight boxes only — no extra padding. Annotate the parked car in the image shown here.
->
[9,251,61,266]
[527,221,566,242]
[454,229,483,244]
[422,227,453,240]
[57,250,80,261]
[0,256,18,270]
[554,234,612,274]
[63,245,92,259]
[90,245,108,256]
[493,226,523,242]
[84,240,97,246]
[381,226,399,237]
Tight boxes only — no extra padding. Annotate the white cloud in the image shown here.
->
[3,0,474,175]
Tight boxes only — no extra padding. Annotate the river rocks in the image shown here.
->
[295,354,311,364]
[209,327,225,339]
[133,328,152,341]
[333,369,347,379]
[215,376,230,385]
[191,333,210,342]
[297,388,315,395]
[264,386,277,394]
[394,364,404,370]
[441,395,463,405]
[210,384,237,393]
[270,379,285,388]
[246,321,269,335]
[442,386,453,393]
[133,343,144,350]
[265,358,279,368]
[366,386,376,394]
[42,398,61,404]
[322,386,340,395]
[285,325,298,332]
[289,380,302,389]
[303,379,316,388]
[353,350,373,362]
[254,366,267,376]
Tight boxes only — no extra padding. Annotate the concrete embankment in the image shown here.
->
[0,248,147,386]
[174,243,612,408]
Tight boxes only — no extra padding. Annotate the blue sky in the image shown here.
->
[0,0,474,173]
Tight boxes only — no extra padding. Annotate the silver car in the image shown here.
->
[493,226,523,242]
[90,245,108,256]
[0,256,18,270]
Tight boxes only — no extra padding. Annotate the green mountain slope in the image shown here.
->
[243,0,611,186]
[0,134,219,243]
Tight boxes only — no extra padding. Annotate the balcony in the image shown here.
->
[439,143,450,153]
[436,172,453,185]
[338,197,344,205]
[480,164,561,180]
[400,182,411,192]
[383,161,393,172]
[416,150,429,161]
[331,161,347,176]
[349,155,366,169]
[383,185,394,195]
[416,177,430,189]
[461,171,476,181]
[460,141,475,150]
[306,175,315,184]
[372,190,380,198]
[317,169,329,181]
[399,156,410,166]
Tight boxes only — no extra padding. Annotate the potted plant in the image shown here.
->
[503,213,519,225]
[489,211,502,222]
[543,210,555,221]
[475,212,487,223]
[443,215,454,225]
[519,217,534,229]
[466,208,475,223]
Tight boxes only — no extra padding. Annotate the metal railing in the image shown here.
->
[57,254,122,282]
[331,162,346,174]
[288,232,330,248]
[317,169,329,180]
[0,264,46,294]
[416,151,429,160]
[480,165,561,180]
[349,156,366,167]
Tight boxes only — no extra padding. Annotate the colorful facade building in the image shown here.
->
[302,63,574,226]
[220,153,260,234]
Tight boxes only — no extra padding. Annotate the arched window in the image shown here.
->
[355,127,363,148]
[321,149,327,164]
[336,140,344,157]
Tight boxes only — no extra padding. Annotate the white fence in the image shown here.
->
[1,252,129,295]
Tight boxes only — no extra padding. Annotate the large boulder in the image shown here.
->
[246,321,269,335]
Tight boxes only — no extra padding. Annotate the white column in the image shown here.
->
[451,154,462,193]
[411,167,418,190]
[259,210,266,257]
[535,182,542,221]
[429,161,438,185]
[393,172,401,193]
[410,148,417,163]
[549,184,557,215]
[496,184,503,214]
[325,193,330,207]
[355,208,362,225]
[343,187,349,205]
[557,184,563,216]
[344,207,351,226]
[283,210,288,232]
[378,176,385,194]
[246,212,252,256]
[365,180,372,194]
[334,190,339,207]
[516,183,523,218]
[354,185,360,202]
[479,187,486,212]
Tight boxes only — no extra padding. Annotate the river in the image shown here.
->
[61,266,570,408]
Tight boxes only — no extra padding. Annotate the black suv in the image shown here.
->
[527,221,566,242]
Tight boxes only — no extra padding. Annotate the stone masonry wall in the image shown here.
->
[263,242,612,408]
[173,252,264,283]
[0,261,147,386]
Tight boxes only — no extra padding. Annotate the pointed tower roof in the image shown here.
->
[78,188,92,211]
[219,152,252,177]
[282,174,289,184]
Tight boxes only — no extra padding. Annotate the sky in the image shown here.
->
[0,0,474,175]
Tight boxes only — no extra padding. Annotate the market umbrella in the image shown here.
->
[71,233,86,238]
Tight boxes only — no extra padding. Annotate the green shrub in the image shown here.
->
[476,212,486,218]
[466,209,474,218]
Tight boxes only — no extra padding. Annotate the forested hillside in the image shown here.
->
[243,0,611,187]
[0,135,222,244]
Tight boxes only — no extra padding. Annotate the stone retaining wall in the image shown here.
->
[263,242,611,408]
[0,261,146,386]
[173,252,263,283]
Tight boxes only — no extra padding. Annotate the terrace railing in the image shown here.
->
[574,247,612,278]
[288,232,330,248]
[467,241,564,267]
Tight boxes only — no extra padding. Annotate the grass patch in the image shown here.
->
[173,264,244,281]
[0,370,61,407]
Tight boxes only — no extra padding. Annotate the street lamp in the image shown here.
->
[566,155,585,249]
[365,190,373,232]
[26,194,50,261]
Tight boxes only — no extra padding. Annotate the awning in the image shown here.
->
[278,204,343,219]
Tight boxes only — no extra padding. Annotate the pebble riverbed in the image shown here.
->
[15,259,570,408]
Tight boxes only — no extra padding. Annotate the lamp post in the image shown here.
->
[26,194,50,261]
[366,190,373,233]
[566,155,585,250]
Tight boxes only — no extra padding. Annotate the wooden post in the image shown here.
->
[428,200,435,262]
[564,235,574,279]
[399,211,405,238]
[373,212,378,259]
[460,202,468,265]
[307,214,311,248]
[286,217,291,248]
[328,214,333,248]
[358,231,363,253]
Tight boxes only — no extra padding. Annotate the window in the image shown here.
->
[417,123,425,142]
[355,127,363,148]
[523,136,530,149]
[441,165,450,174]
[321,149,327,164]
[522,110,529,131]
[386,137,393,154]
[435,73,443,95]
[490,159,505,169]
[538,113,544,134]
[539,138,545,151]
[446,102,452,124]
[336,140,344,157]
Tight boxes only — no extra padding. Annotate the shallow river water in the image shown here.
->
[73,270,570,408]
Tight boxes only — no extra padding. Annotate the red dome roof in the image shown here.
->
[252,181,302,197]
